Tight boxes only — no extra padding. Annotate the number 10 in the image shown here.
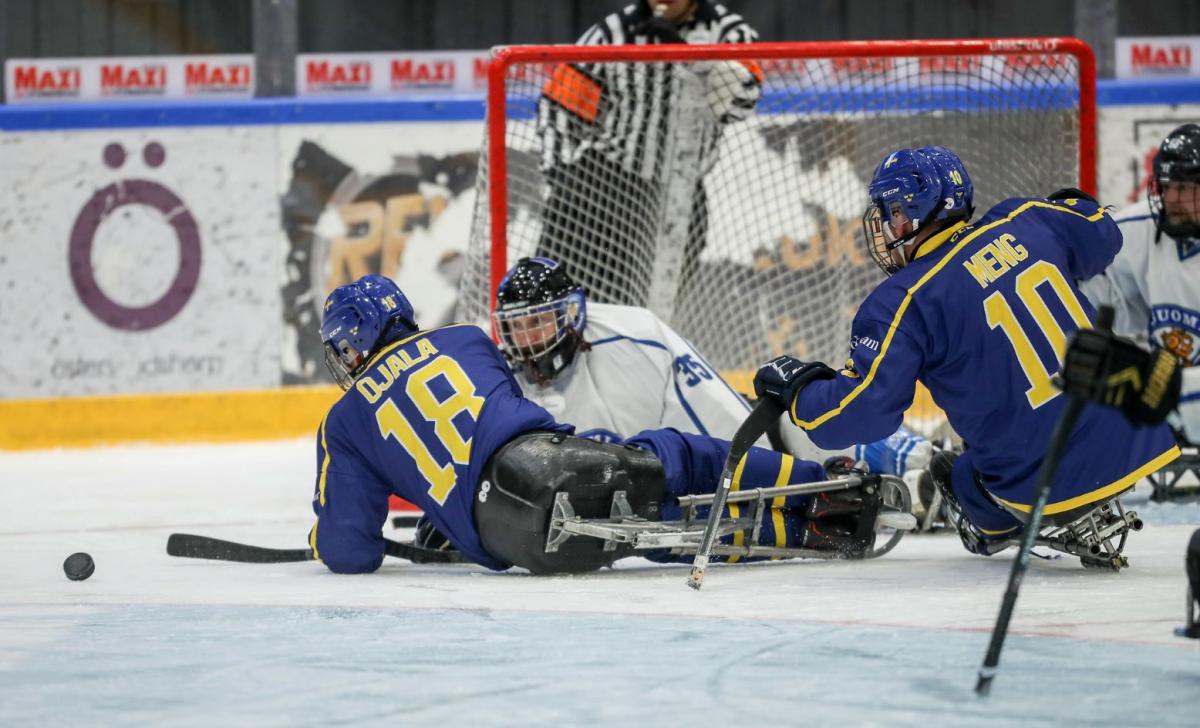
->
[983,260,1092,409]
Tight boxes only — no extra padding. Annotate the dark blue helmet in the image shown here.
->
[356,274,417,341]
[919,145,974,222]
[862,147,973,275]
[493,257,588,383]
[319,284,386,390]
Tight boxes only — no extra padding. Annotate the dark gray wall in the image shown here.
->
[2,0,1197,59]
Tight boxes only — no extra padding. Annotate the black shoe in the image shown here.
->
[806,489,867,520]
[801,520,871,557]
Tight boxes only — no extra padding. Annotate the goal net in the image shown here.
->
[458,39,1095,412]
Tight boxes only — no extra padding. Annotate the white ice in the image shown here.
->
[1,439,1197,726]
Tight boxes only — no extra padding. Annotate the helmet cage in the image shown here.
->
[319,286,384,391]
[323,338,366,391]
[861,202,914,276]
[1149,174,1200,241]
[492,291,585,366]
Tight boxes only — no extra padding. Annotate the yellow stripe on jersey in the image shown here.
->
[359,323,477,373]
[726,454,749,564]
[317,413,332,507]
[308,522,321,561]
[771,454,794,551]
[791,200,1111,430]
[994,445,1180,515]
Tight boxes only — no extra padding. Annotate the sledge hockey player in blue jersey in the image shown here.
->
[309,274,889,574]
[753,145,1180,568]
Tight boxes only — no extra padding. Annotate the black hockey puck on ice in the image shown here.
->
[63,552,95,581]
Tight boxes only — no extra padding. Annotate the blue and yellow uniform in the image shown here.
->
[791,196,1180,534]
[310,324,571,573]
[310,322,827,573]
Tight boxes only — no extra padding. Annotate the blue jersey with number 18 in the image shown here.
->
[791,196,1178,517]
[309,324,571,573]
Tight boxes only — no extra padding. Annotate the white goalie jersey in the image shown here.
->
[512,302,838,462]
[1079,200,1200,443]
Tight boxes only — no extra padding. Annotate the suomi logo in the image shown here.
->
[1150,304,1200,365]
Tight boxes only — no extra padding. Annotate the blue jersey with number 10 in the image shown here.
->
[791,196,1178,517]
[309,324,570,573]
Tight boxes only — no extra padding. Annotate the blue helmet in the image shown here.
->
[356,274,417,341]
[919,145,974,222]
[319,284,386,390]
[862,147,973,275]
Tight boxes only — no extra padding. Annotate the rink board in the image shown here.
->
[0,81,1198,449]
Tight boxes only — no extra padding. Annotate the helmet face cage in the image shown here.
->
[323,338,365,391]
[319,286,383,391]
[1149,171,1200,242]
[1149,124,1200,240]
[861,202,909,276]
[492,291,585,366]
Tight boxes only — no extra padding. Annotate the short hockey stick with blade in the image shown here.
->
[167,533,465,565]
[687,398,785,590]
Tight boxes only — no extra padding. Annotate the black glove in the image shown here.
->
[414,516,457,553]
[753,355,836,408]
[1046,187,1098,205]
[1061,327,1182,425]
[631,16,686,44]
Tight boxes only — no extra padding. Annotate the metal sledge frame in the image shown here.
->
[545,473,915,562]
[1035,497,1143,571]
[1147,446,1200,502]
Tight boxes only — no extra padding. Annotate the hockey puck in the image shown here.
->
[63,552,95,581]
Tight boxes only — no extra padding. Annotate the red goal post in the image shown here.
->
[462,38,1095,426]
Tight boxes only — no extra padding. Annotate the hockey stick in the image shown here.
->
[974,305,1114,696]
[166,533,465,565]
[392,514,422,529]
[687,397,785,590]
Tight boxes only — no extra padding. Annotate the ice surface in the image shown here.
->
[1,440,1197,726]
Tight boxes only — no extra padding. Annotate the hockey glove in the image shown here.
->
[753,356,836,409]
[704,60,763,123]
[1061,327,1182,425]
[631,16,686,44]
[414,516,457,553]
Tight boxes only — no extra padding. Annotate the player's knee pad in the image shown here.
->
[474,431,666,575]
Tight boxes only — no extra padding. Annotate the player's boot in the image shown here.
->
[800,519,875,558]
[806,489,869,520]
[923,451,1014,556]
[800,465,885,558]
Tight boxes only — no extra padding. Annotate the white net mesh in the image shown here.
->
[459,42,1091,383]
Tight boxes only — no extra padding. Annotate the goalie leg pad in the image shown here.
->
[474,432,666,575]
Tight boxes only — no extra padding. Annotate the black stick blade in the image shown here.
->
[167,533,314,563]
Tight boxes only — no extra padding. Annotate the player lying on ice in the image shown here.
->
[412,254,934,554]
[752,145,1181,570]
[489,255,935,474]
[308,275,913,574]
